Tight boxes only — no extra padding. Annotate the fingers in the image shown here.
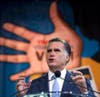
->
[71,70,88,92]
[26,80,32,88]
[71,70,84,82]
[16,76,26,87]
[16,76,28,95]
[71,70,83,76]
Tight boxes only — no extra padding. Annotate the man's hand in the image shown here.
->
[71,70,88,93]
[16,76,31,96]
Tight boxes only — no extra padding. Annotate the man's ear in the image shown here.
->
[66,55,70,63]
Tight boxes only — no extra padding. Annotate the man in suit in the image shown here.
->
[17,37,95,97]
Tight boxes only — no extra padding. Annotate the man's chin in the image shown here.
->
[48,63,56,67]
[49,64,58,69]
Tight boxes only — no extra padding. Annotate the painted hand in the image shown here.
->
[0,1,83,81]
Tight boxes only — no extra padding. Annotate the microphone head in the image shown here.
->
[54,71,61,78]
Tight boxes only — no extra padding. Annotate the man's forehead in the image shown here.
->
[48,41,64,46]
[47,42,65,49]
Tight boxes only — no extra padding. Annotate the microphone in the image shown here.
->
[54,70,100,97]
[54,70,61,78]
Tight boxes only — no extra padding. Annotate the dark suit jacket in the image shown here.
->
[26,71,95,97]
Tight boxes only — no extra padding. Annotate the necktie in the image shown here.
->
[52,75,59,97]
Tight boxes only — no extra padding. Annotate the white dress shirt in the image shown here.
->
[48,69,67,97]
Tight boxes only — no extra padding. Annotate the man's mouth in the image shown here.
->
[49,58,55,62]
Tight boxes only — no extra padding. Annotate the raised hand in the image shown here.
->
[16,76,31,96]
[71,70,88,93]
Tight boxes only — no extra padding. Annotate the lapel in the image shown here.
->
[40,73,50,97]
[61,71,81,97]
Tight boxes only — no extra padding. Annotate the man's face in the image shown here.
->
[46,41,69,71]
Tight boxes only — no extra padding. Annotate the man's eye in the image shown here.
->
[47,49,52,52]
[54,49,60,52]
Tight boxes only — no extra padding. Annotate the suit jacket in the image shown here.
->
[26,71,95,97]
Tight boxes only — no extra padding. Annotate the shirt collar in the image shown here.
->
[48,69,67,80]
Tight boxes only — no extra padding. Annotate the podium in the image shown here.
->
[24,92,48,97]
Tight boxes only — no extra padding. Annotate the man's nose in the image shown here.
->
[50,54,55,57]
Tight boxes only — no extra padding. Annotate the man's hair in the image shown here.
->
[48,37,71,56]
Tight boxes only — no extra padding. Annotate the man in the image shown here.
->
[17,37,95,97]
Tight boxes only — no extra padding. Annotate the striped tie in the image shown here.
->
[52,75,59,97]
